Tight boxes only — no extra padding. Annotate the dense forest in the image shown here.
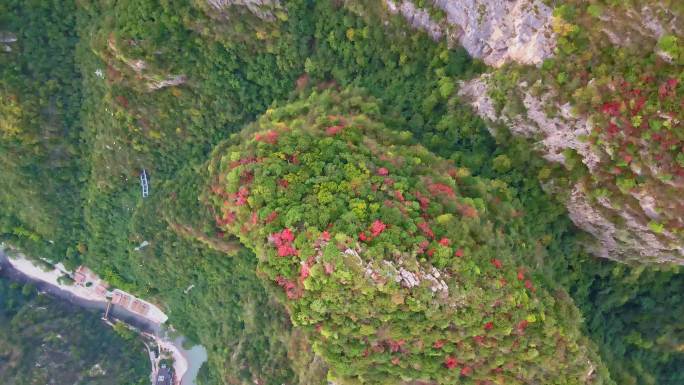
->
[0,1,682,384]
[0,279,149,384]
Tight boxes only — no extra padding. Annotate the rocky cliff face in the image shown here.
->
[388,1,684,265]
[459,77,684,265]
[102,36,186,91]
[206,0,282,21]
[385,0,556,67]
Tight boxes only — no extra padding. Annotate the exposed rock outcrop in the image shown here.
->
[385,0,556,67]
[1,31,17,52]
[459,76,600,170]
[146,75,187,91]
[459,75,684,265]
[104,36,186,91]
[598,3,682,46]
[350,247,450,297]
[385,0,443,40]
[206,0,282,21]
[566,182,684,265]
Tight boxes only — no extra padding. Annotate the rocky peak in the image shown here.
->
[385,0,556,67]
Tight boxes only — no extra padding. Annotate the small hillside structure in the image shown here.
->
[156,363,173,385]
[140,169,150,198]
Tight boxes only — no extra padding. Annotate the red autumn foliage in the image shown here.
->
[455,249,464,258]
[286,288,301,299]
[667,78,679,88]
[275,275,301,299]
[280,228,294,242]
[606,122,619,135]
[255,130,279,144]
[216,211,236,226]
[458,204,478,218]
[428,183,456,197]
[395,190,405,202]
[326,125,344,136]
[250,211,258,225]
[370,220,387,237]
[415,191,430,210]
[473,335,485,345]
[229,156,258,170]
[418,221,435,238]
[517,319,529,333]
[277,244,297,257]
[491,258,503,269]
[460,366,473,376]
[417,240,430,254]
[265,211,279,224]
[272,228,297,257]
[433,340,445,349]
[300,263,310,280]
[438,237,450,246]
[659,83,669,99]
[517,270,525,281]
[114,95,129,108]
[484,321,494,331]
[377,167,389,176]
[240,170,254,185]
[275,275,295,291]
[631,97,646,115]
[388,339,405,353]
[321,230,331,241]
[288,154,299,164]
[444,356,458,369]
[601,101,621,116]
[234,187,250,206]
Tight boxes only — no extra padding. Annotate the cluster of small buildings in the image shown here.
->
[73,266,109,296]
[111,290,150,316]
[73,266,153,317]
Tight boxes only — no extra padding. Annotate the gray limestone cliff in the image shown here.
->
[459,77,684,265]
[384,1,684,265]
[206,0,283,21]
[384,0,556,67]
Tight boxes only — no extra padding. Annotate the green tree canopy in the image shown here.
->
[204,90,611,385]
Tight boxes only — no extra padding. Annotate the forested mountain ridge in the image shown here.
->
[0,0,83,263]
[199,89,611,384]
[0,1,682,384]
